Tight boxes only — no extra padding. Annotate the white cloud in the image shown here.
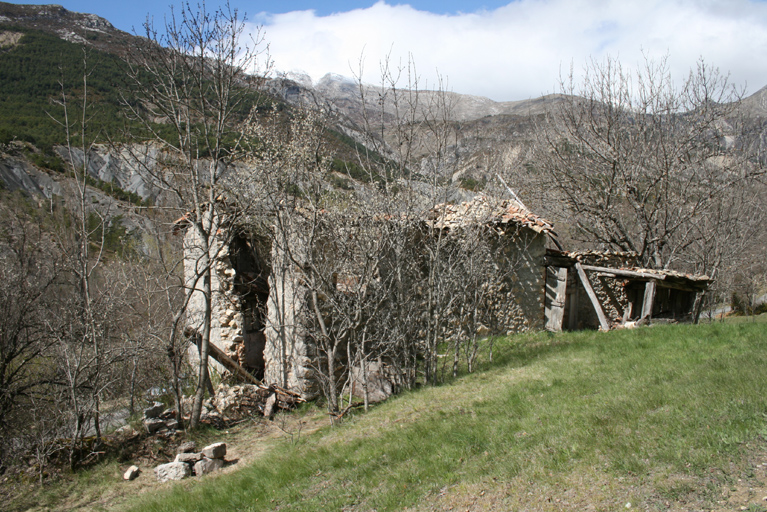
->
[248,0,767,101]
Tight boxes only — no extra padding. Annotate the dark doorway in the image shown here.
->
[229,233,270,380]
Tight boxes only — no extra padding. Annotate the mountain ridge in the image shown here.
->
[0,1,137,54]
[4,2,767,123]
[2,1,766,211]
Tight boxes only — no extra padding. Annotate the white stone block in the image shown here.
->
[154,461,191,482]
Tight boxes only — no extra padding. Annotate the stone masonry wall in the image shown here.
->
[493,230,547,333]
[186,215,548,399]
[183,223,247,375]
[262,232,319,400]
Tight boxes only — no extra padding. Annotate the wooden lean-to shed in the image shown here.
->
[544,249,710,331]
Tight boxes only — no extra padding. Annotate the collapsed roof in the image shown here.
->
[426,194,556,235]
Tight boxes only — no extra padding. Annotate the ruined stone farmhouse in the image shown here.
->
[181,195,709,398]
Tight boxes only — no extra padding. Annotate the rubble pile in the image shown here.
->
[154,441,229,482]
[142,401,180,434]
[182,383,303,426]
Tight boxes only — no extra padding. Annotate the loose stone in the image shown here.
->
[175,452,203,464]
[154,461,191,482]
[177,441,196,454]
[123,465,140,481]
[194,457,224,476]
[201,442,226,459]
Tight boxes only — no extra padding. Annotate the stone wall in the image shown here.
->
[185,214,549,399]
[493,229,547,333]
[183,218,247,375]
[262,229,319,399]
[184,216,271,382]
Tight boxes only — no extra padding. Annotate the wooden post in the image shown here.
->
[545,266,568,331]
[641,280,657,320]
[691,290,704,324]
[575,262,610,331]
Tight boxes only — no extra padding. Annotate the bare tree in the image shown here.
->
[48,46,122,464]
[0,200,61,465]
[538,55,761,279]
[121,1,270,428]
[246,103,353,415]
[242,55,546,416]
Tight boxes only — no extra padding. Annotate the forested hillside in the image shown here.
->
[0,28,126,149]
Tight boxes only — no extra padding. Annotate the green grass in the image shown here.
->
[722,312,767,324]
[123,322,767,511]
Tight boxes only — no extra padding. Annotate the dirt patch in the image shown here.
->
[709,442,767,512]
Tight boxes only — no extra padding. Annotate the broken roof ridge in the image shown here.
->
[428,193,556,235]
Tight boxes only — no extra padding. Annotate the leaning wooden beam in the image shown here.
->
[575,262,611,331]
[640,280,657,320]
[204,340,264,387]
[194,338,306,402]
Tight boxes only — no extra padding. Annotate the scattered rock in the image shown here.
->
[115,425,139,439]
[123,465,140,481]
[194,457,224,476]
[144,418,165,434]
[154,461,191,482]
[143,402,164,419]
[180,384,302,425]
[201,442,226,459]
[263,394,277,419]
[165,419,180,430]
[177,441,196,454]
[349,362,397,403]
[174,452,203,464]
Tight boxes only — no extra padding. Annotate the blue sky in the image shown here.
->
[9,1,767,101]
[12,1,515,30]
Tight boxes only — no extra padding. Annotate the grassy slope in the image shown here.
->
[122,321,767,512]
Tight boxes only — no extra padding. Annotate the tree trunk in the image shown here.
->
[190,265,212,429]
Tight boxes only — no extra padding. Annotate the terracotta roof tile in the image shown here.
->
[427,195,555,234]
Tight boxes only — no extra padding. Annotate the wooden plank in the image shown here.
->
[655,279,707,293]
[580,264,667,281]
[545,266,568,332]
[575,262,610,331]
[582,265,709,290]
[640,280,657,320]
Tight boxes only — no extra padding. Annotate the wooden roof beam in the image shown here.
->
[580,264,667,281]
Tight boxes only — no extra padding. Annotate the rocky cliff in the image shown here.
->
[0,1,134,53]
